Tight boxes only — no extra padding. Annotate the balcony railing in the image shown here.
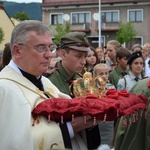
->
[50,22,119,34]
[100,22,120,31]
[71,23,91,30]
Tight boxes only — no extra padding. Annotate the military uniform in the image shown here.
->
[115,78,150,150]
[48,32,101,150]
[108,66,128,88]
[48,60,82,97]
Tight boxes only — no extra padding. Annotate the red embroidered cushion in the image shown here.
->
[32,89,148,122]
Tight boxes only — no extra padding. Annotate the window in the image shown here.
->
[89,36,105,48]
[71,12,90,24]
[50,13,63,25]
[101,10,119,23]
[126,36,143,49]
[128,9,143,22]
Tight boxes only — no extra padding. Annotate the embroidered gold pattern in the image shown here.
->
[36,88,45,97]
[47,87,55,94]
[43,87,55,98]
[39,137,44,150]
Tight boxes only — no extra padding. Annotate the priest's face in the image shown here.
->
[13,31,53,77]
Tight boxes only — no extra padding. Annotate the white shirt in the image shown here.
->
[117,71,142,91]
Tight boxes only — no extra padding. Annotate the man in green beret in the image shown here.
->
[48,32,101,149]
[114,77,150,150]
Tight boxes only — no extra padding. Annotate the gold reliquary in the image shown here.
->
[71,70,107,98]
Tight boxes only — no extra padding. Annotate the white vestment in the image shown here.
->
[0,65,71,150]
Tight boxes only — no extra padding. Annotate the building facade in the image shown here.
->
[42,0,150,49]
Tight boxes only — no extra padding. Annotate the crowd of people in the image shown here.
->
[0,20,150,150]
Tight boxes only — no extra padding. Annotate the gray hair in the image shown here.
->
[10,20,52,54]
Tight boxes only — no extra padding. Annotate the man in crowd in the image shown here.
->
[48,32,101,149]
[0,20,98,150]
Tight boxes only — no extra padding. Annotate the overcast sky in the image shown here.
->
[3,0,42,3]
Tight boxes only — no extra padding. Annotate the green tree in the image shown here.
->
[116,22,136,44]
[52,21,71,45]
[0,27,4,44]
[13,12,30,21]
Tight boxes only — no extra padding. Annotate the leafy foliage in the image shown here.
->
[52,21,71,45]
[13,12,30,21]
[116,22,136,44]
[0,27,4,44]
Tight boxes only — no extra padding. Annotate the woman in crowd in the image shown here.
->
[82,46,99,74]
[117,51,144,91]
[106,40,121,72]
